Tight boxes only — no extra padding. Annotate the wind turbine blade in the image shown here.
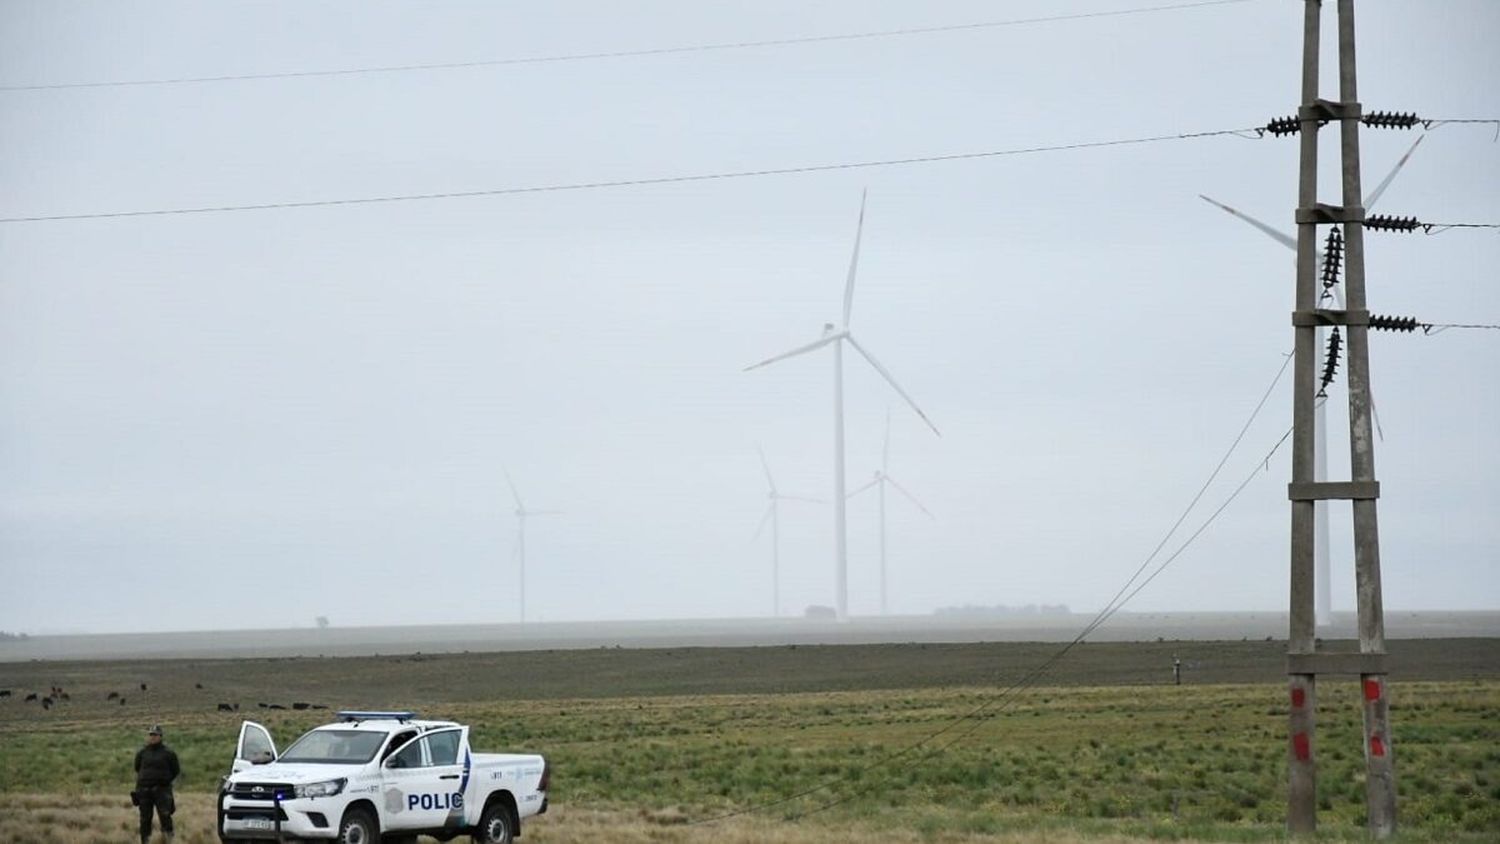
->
[1363,135,1423,211]
[751,504,774,542]
[846,478,879,500]
[882,408,892,474]
[756,444,777,493]
[886,475,934,518]
[841,190,867,328]
[743,333,840,372]
[503,469,524,510]
[1199,194,1297,252]
[781,494,824,503]
[846,335,941,437]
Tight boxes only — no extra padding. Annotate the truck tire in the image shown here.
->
[473,802,514,844]
[337,807,380,844]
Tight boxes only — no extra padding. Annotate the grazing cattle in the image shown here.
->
[292,702,311,710]
[119,697,126,706]
[257,702,269,709]
[0,690,11,698]
[268,704,286,710]
[59,692,70,701]
[139,683,148,691]
[311,704,329,710]
[107,692,119,700]
[195,683,204,689]
[25,693,38,702]
[217,703,235,712]
[41,697,52,710]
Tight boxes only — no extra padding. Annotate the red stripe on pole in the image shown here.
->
[1364,679,1381,701]
[1291,688,1306,708]
[1370,735,1386,757]
[1293,732,1310,761]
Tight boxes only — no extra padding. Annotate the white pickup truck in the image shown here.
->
[218,711,548,844]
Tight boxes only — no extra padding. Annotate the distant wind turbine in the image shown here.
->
[1199,135,1422,628]
[745,192,940,621]
[848,411,933,616]
[752,447,822,617]
[505,470,561,624]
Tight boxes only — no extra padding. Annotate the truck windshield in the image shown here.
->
[277,729,387,764]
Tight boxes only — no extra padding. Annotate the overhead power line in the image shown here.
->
[1422,322,1500,333]
[7,114,1489,225]
[0,0,1255,92]
[0,126,1262,224]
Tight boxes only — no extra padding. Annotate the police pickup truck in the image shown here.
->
[218,711,548,844]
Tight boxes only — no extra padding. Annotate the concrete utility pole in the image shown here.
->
[1286,0,1396,836]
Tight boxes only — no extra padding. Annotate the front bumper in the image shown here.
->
[220,797,338,840]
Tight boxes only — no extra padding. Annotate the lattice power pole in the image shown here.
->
[1284,0,1396,836]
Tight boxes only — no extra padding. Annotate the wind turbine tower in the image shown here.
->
[752,447,821,617]
[1199,136,1420,628]
[849,411,933,615]
[745,193,939,621]
[505,470,561,624]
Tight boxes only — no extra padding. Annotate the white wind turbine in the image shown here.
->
[745,192,940,621]
[1200,135,1422,629]
[752,447,822,618]
[505,470,561,624]
[848,411,933,616]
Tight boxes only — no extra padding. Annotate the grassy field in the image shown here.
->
[2,639,1497,842]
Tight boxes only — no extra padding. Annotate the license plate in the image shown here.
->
[245,819,274,831]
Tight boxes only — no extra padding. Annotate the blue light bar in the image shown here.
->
[336,710,417,722]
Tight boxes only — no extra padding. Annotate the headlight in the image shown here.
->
[293,778,346,799]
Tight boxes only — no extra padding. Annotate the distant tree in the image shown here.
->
[315,616,330,629]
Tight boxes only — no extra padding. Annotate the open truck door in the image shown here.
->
[231,721,277,773]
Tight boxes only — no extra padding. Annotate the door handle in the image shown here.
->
[439,774,460,780]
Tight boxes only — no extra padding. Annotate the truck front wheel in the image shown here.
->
[337,807,379,844]
[473,802,514,844]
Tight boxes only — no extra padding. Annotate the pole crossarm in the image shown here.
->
[1296,203,1365,224]
[1299,98,1362,122]
[1287,481,1380,501]
[1292,308,1369,327]
[1287,652,1389,675]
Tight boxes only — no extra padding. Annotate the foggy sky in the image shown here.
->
[2,1,1496,635]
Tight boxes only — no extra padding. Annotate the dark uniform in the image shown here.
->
[134,725,180,843]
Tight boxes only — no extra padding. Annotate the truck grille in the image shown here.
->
[230,782,294,801]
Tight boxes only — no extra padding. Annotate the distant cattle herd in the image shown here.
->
[0,684,326,713]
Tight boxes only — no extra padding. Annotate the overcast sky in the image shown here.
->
[2,0,1496,635]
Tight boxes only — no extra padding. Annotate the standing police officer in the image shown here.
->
[133,724,180,843]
